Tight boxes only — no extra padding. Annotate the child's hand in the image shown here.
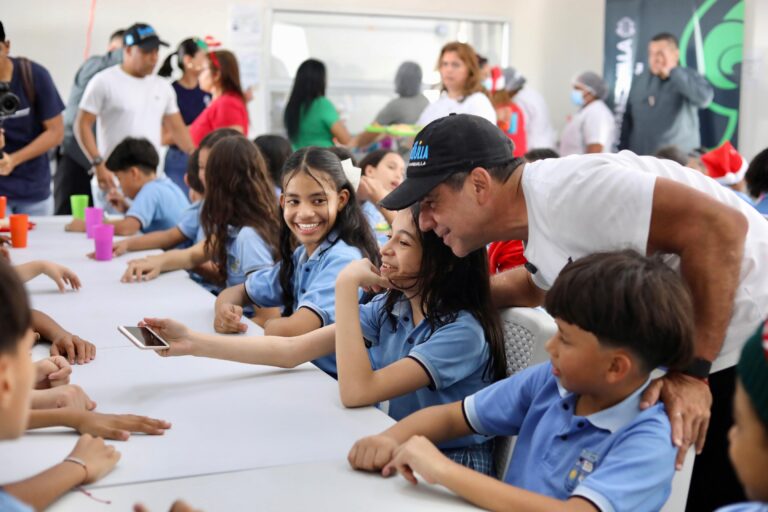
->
[107,188,129,213]
[40,261,82,292]
[121,257,161,283]
[382,435,450,485]
[134,500,202,512]
[214,303,247,333]
[348,434,399,472]
[71,410,171,441]
[50,332,96,364]
[140,318,195,356]
[34,356,72,388]
[112,239,129,257]
[67,434,121,484]
[30,385,97,411]
[357,176,390,204]
[337,259,389,293]
[64,218,86,232]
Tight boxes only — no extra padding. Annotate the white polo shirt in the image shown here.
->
[417,91,497,127]
[558,99,615,156]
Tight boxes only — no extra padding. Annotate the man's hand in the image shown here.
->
[95,164,115,191]
[640,372,712,469]
[0,151,16,176]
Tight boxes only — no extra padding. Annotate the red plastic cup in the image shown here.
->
[0,196,6,218]
[85,206,103,239]
[9,214,29,248]
[93,224,115,261]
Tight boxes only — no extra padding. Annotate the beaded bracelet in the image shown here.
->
[62,456,88,484]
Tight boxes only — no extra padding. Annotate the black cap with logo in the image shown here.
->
[123,23,169,50]
[379,113,519,211]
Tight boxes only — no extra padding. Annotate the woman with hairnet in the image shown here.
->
[354,61,429,148]
[558,71,615,155]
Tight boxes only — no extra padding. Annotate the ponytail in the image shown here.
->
[158,54,175,77]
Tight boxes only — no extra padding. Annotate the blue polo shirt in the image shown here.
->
[0,489,33,512]
[359,295,492,449]
[226,226,275,288]
[177,200,205,245]
[361,201,390,246]
[716,504,768,512]
[126,177,190,233]
[464,362,675,512]
[244,234,363,374]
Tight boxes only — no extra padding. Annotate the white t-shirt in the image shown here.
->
[417,91,496,127]
[515,87,556,149]
[521,150,768,371]
[558,99,615,156]
[79,65,178,158]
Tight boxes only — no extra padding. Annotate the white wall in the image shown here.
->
[1,0,605,143]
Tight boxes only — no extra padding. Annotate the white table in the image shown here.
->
[0,218,472,511]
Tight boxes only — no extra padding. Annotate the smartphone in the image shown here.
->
[118,325,170,350]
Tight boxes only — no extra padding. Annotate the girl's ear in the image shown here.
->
[337,189,350,211]
[279,194,286,209]
[364,165,375,177]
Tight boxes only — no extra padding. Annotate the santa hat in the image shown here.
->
[701,141,748,185]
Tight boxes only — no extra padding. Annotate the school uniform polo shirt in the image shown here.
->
[225,226,274,288]
[176,200,205,245]
[244,234,362,375]
[359,295,491,449]
[464,362,676,512]
[0,489,33,512]
[126,177,189,233]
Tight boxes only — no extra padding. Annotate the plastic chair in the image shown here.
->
[494,307,557,479]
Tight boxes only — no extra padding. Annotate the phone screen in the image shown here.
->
[122,326,168,347]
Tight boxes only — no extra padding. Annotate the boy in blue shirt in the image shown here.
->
[66,137,188,235]
[349,250,695,512]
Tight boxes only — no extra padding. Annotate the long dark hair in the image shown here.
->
[0,257,31,354]
[208,50,246,102]
[358,149,396,175]
[278,147,380,315]
[380,205,506,382]
[283,59,327,140]
[200,136,281,284]
[158,38,201,77]
[253,134,292,187]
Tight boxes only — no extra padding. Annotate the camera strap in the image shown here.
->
[17,57,35,113]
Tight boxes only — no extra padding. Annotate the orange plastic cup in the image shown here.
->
[9,214,29,248]
[0,196,6,218]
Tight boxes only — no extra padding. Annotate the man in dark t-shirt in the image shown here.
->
[0,21,65,215]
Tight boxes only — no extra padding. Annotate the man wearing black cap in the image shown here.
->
[380,113,768,508]
[75,23,194,210]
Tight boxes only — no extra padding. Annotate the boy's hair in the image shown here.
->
[745,147,768,198]
[200,135,281,284]
[524,148,560,162]
[105,137,159,174]
[655,145,689,167]
[278,147,380,316]
[0,259,31,355]
[185,149,204,194]
[253,134,292,187]
[380,204,507,382]
[545,250,694,373]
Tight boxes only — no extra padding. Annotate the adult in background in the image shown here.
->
[158,37,210,195]
[379,113,768,511]
[76,23,194,210]
[507,67,556,150]
[54,28,124,215]
[619,32,714,156]
[416,42,496,127]
[558,71,615,155]
[283,58,352,150]
[0,20,64,215]
[745,147,768,216]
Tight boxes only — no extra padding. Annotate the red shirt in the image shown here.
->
[496,102,528,157]
[189,92,248,146]
[488,240,527,274]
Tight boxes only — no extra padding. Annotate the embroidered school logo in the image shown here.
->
[564,449,600,492]
[409,141,429,167]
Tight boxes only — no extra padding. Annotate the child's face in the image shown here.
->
[545,319,618,395]
[380,209,422,291]
[0,328,35,439]
[197,148,210,188]
[729,381,768,502]
[281,170,349,256]
[364,153,405,192]
[114,167,144,199]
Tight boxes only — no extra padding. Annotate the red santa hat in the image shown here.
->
[701,141,748,185]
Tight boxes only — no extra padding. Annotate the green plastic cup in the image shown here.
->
[70,195,89,220]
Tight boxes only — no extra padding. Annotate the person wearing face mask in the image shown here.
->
[619,32,713,156]
[558,71,615,156]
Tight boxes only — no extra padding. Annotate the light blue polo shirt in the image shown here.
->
[126,177,190,233]
[0,490,33,512]
[361,201,390,246]
[359,295,492,449]
[177,200,205,245]
[244,234,363,375]
[226,226,275,288]
[716,504,768,512]
[464,362,675,512]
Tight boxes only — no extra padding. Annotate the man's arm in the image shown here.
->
[490,266,546,308]
[0,114,63,176]
[75,109,112,190]
[163,113,195,153]
[668,67,714,108]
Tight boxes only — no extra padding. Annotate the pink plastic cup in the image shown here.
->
[85,207,103,239]
[93,224,115,261]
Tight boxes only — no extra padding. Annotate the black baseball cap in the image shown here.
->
[123,23,168,50]
[379,113,517,210]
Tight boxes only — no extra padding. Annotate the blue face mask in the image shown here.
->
[482,77,493,91]
[570,89,585,107]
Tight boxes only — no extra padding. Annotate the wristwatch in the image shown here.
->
[681,357,712,380]
[90,156,104,167]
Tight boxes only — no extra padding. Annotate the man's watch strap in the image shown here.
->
[681,357,712,380]
[90,156,104,167]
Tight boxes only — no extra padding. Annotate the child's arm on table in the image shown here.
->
[121,241,207,283]
[101,226,188,258]
[14,260,81,291]
[32,310,96,364]
[214,284,251,333]
[261,308,322,337]
[30,385,96,410]
[33,356,71,388]
[27,408,170,440]
[66,216,142,236]
[334,259,429,407]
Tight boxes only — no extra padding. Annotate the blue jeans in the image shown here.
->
[164,146,190,197]
[8,195,54,216]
